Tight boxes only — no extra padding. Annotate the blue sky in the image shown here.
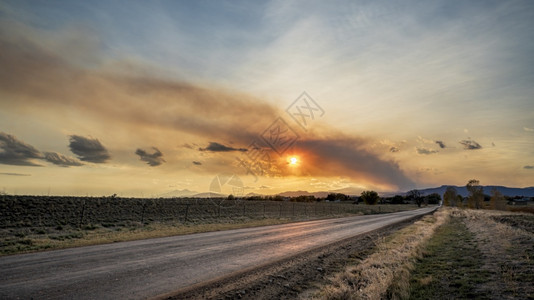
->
[1,0,533,196]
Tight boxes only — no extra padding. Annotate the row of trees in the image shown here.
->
[443,179,507,210]
[359,190,441,206]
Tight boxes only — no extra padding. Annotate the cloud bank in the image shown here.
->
[0,24,416,190]
[294,137,415,190]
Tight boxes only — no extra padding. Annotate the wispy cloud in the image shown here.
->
[524,127,534,132]
[389,146,399,153]
[192,161,202,165]
[0,172,31,176]
[199,142,247,152]
[0,24,279,145]
[459,139,482,150]
[69,135,110,163]
[524,165,534,170]
[135,147,165,166]
[416,147,438,155]
[44,152,83,167]
[0,132,42,166]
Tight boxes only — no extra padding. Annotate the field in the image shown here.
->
[308,207,534,299]
[5,195,531,299]
[0,195,418,255]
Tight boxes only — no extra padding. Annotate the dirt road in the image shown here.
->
[0,207,435,299]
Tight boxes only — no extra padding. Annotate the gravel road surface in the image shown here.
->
[0,207,436,299]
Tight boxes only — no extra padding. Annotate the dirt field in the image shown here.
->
[0,195,418,256]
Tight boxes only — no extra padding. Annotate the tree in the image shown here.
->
[456,195,464,208]
[361,190,379,205]
[273,195,284,201]
[466,179,484,209]
[326,193,349,201]
[425,193,441,205]
[443,186,458,207]
[408,189,423,207]
[391,195,405,204]
[490,188,506,211]
[294,195,316,202]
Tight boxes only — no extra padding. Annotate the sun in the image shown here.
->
[288,156,299,166]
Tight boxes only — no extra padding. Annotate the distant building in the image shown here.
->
[508,197,530,205]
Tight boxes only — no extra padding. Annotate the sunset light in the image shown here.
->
[1,2,533,299]
[0,1,533,197]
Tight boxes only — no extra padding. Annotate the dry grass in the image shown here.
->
[310,208,450,300]
[454,209,534,298]
[508,206,534,214]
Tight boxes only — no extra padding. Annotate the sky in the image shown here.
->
[1,0,533,197]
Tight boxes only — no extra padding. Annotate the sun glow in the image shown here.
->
[288,156,299,166]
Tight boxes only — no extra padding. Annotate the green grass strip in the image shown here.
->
[408,216,491,299]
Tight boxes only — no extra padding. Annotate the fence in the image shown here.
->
[0,195,416,228]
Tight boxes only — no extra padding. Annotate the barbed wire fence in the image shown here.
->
[0,196,408,228]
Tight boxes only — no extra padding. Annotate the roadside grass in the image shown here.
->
[458,209,534,298]
[303,207,534,300]
[310,208,449,300]
[407,215,491,299]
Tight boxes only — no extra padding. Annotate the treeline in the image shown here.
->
[442,179,533,211]
[234,192,440,205]
[230,191,442,206]
[358,190,441,206]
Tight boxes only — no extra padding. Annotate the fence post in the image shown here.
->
[292,203,295,216]
[141,201,146,224]
[184,204,189,223]
[243,203,246,216]
[263,204,266,218]
[78,200,86,228]
[279,203,282,218]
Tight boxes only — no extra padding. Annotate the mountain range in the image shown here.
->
[160,185,534,199]
[411,185,534,198]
